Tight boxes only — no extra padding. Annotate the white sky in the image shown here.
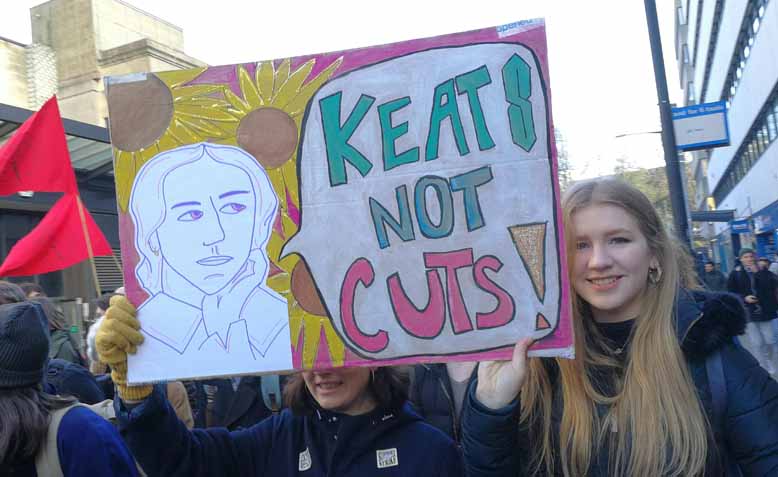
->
[1,0,682,179]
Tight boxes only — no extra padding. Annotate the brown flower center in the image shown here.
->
[237,108,298,168]
[106,74,173,152]
[291,260,327,316]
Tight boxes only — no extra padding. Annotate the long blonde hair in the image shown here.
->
[521,179,708,476]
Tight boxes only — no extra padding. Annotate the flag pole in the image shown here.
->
[75,195,102,297]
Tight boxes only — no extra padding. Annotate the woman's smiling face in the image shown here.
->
[302,367,376,416]
[570,203,656,323]
[154,158,257,294]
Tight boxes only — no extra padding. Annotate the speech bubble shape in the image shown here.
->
[283,43,561,360]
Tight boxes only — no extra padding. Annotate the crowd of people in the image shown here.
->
[2,178,777,476]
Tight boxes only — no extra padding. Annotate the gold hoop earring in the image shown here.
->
[648,266,662,285]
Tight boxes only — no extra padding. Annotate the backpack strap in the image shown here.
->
[705,350,743,476]
[260,375,282,413]
[34,403,85,477]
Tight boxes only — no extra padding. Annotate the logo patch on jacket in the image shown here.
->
[299,448,312,471]
[376,448,398,468]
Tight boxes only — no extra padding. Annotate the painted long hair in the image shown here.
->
[129,142,278,296]
[521,178,708,476]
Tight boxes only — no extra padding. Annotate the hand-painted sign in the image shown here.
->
[105,18,573,383]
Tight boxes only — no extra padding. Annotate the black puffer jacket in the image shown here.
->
[754,269,778,319]
[461,290,778,476]
[409,364,477,443]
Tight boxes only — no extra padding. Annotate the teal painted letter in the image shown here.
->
[378,97,419,171]
[370,185,415,249]
[450,166,494,231]
[502,54,536,152]
[425,79,470,161]
[455,66,495,151]
[320,92,376,187]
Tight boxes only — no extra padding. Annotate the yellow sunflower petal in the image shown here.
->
[156,132,180,153]
[222,87,250,114]
[302,315,324,368]
[281,213,298,238]
[181,117,232,139]
[157,67,207,88]
[266,269,290,295]
[284,57,343,115]
[238,65,262,107]
[274,60,315,108]
[273,59,291,97]
[278,253,299,274]
[289,304,304,348]
[284,57,342,112]
[114,149,135,212]
[256,61,275,104]
[266,232,287,264]
[265,168,286,206]
[322,321,346,366]
[176,96,233,109]
[172,84,223,100]
[281,159,300,210]
[176,104,240,122]
[167,119,203,144]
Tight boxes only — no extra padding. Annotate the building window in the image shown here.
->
[687,81,696,104]
[767,109,778,140]
[700,0,725,102]
[720,0,770,103]
[713,83,778,205]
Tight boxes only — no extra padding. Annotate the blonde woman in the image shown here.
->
[462,179,778,476]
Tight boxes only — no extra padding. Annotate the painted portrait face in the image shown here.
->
[571,203,656,323]
[155,158,257,294]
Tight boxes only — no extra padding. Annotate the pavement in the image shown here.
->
[736,328,778,381]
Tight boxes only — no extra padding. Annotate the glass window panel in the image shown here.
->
[767,112,777,141]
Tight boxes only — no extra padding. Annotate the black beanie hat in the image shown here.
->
[0,301,50,389]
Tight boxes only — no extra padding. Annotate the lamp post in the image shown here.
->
[643,0,692,249]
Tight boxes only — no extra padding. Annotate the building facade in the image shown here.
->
[675,0,777,272]
[1,0,204,299]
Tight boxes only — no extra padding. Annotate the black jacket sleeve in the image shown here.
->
[720,342,778,476]
[116,385,275,477]
[460,381,521,477]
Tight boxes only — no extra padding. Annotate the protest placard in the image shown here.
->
[105,18,573,383]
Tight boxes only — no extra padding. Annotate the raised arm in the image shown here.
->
[96,296,276,477]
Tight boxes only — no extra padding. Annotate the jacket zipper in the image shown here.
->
[436,370,459,444]
[681,312,705,345]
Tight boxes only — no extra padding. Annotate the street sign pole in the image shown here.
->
[644,0,692,248]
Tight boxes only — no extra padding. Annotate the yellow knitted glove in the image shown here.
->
[95,295,152,401]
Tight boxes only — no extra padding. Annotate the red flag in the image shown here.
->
[0,97,77,195]
[0,194,112,277]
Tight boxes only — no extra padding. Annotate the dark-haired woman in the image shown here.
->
[96,296,463,476]
[0,301,137,476]
[30,296,82,365]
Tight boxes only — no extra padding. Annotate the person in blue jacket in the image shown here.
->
[462,179,778,477]
[0,301,137,476]
[95,295,463,477]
